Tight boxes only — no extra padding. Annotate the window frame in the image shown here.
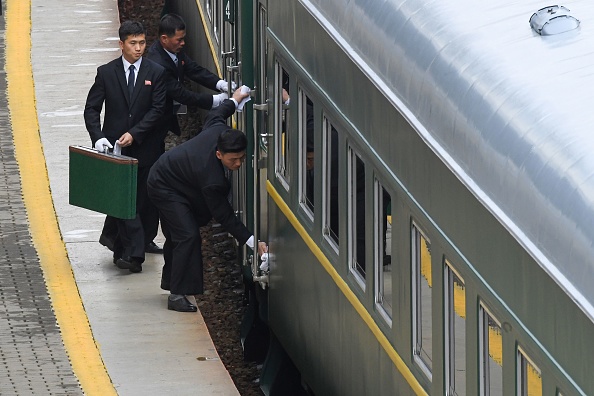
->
[322,116,339,253]
[298,87,314,220]
[374,178,392,325]
[517,347,542,396]
[411,222,433,380]
[479,304,503,396]
[444,260,466,396]
[347,146,366,290]
[274,61,290,190]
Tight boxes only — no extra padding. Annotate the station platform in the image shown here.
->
[1,0,239,394]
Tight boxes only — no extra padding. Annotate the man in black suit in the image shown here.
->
[147,88,267,312]
[84,20,166,273]
[146,13,232,137]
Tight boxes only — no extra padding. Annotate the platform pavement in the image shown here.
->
[27,0,239,394]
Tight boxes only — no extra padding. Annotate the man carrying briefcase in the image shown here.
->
[83,20,166,273]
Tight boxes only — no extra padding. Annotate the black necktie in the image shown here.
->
[127,64,135,97]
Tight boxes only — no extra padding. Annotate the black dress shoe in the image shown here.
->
[167,294,197,312]
[115,256,142,273]
[145,241,164,254]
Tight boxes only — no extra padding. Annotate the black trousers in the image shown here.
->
[147,183,205,295]
[100,166,159,262]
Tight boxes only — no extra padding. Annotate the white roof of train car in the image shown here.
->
[304,0,594,320]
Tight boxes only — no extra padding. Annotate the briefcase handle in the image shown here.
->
[104,141,122,155]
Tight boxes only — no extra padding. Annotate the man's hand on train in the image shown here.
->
[257,241,268,257]
[94,138,113,152]
[232,86,250,103]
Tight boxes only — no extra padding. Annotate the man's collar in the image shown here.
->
[122,56,142,70]
[164,48,178,63]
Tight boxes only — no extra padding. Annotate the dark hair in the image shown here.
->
[217,129,248,154]
[159,13,186,37]
[119,20,146,42]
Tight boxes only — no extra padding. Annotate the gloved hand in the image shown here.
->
[216,79,237,93]
[211,92,229,108]
[94,138,113,152]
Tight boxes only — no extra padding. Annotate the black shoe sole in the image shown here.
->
[115,258,142,273]
[167,298,197,312]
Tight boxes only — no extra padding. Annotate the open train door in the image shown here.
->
[251,0,270,286]
[238,0,271,364]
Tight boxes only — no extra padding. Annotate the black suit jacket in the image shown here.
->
[148,99,251,245]
[146,41,221,136]
[84,56,167,168]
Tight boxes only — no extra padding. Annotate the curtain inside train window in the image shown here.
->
[518,348,542,396]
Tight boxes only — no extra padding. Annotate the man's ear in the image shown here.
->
[215,150,223,160]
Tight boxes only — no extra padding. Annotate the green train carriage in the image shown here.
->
[168,0,594,394]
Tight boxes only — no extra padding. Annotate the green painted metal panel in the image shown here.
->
[68,146,137,219]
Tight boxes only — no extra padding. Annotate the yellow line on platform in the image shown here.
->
[5,1,116,395]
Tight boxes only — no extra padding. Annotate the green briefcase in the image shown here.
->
[69,145,138,219]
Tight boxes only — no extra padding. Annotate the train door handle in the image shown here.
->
[253,103,269,112]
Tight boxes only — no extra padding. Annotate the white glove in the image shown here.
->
[212,92,229,108]
[94,137,113,152]
[216,80,237,93]
[259,253,269,271]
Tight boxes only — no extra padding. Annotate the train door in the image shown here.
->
[221,0,249,252]
[251,0,269,286]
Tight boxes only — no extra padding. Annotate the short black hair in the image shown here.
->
[217,129,248,154]
[119,20,146,42]
[159,13,186,37]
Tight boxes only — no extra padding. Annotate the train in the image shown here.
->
[164,0,594,394]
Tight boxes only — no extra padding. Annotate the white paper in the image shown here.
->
[236,85,251,112]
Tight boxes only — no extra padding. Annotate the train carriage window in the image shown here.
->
[299,90,315,215]
[412,224,433,378]
[444,262,466,395]
[479,305,503,396]
[222,5,233,56]
[274,64,290,189]
[348,147,366,288]
[517,349,542,396]
[374,181,392,322]
[322,118,339,250]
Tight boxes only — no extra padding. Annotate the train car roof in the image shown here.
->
[303,0,594,320]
